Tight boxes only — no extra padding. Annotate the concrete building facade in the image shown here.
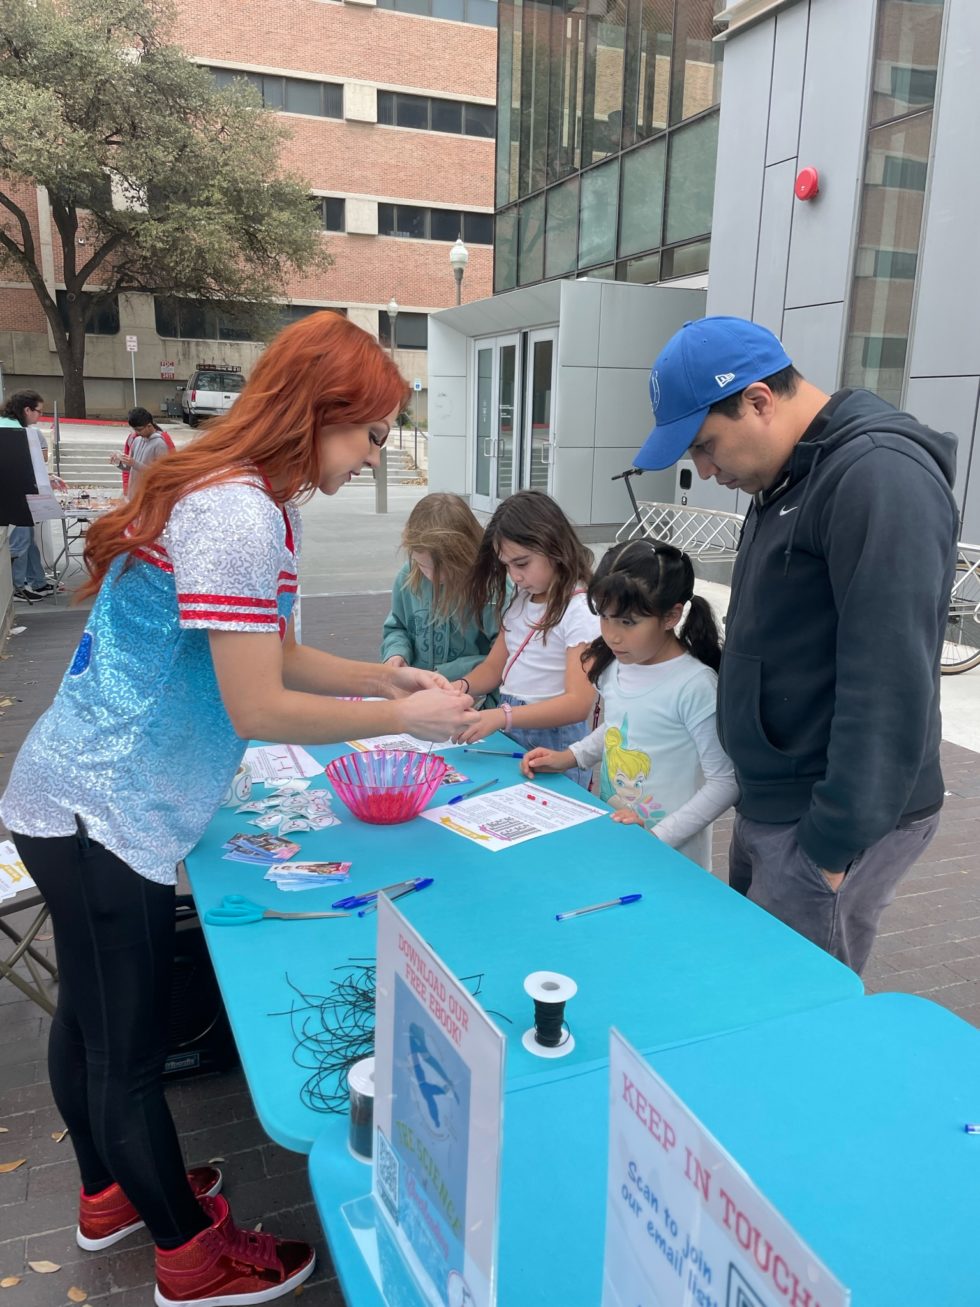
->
[0,0,497,416]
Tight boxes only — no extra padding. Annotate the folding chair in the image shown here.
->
[0,889,58,1016]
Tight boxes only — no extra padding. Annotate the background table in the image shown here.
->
[185,736,861,1153]
[310,992,980,1306]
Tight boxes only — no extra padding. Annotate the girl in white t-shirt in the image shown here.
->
[521,539,738,867]
[454,490,600,786]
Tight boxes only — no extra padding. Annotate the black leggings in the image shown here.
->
[12,824,211,1249]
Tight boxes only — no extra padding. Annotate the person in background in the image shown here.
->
[3,389,54,601]
[634,314,958,973]
[381,492,503,703]
[522,540,737,870]
[110,407,175,498]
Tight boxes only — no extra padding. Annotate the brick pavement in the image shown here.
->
[3,595,980,1307]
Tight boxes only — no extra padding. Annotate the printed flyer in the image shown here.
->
[373,895,506,1307]
[602,1031,849,1307]
[419,781,606,852]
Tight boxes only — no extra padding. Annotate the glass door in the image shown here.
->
[472,334,522,512]
[521,329,557,494]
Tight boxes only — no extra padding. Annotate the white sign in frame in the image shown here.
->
[602,1029,849,1307]
[373,894,506,1307]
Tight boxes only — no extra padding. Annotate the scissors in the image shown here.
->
[204,894,351,926]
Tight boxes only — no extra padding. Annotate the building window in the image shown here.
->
[210,67,343,119]
[374,0,497,27]
[277,304,348,328]
[845,0,944,408]
[493,0,723,288]
[155,297,259,341]
[56,291,120,336]
[379,310,428,350]
[313,196,346,232]
[377,203,493,244]
[377,91,495,138]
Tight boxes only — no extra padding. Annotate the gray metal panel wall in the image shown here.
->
[783,0,877,311]
[704,18,774,317]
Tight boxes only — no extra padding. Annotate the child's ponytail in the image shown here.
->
[678,595,721,672]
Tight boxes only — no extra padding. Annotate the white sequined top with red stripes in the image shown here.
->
[0,478,301,885]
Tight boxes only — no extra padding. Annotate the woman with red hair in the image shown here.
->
[0,313,477,1306]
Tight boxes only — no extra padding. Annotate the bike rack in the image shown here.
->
[611,469,744,562]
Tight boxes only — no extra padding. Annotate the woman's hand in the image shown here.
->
[521,748,572,778]
[398,688,478,742]
[384,665,451,698]
[384,654,408,669]
[611,808,645,827]
[454,708,506,745]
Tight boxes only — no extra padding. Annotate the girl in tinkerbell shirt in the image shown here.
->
[521,538,738,868]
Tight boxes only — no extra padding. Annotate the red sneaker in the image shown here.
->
[77,1167,223,1251]
[154,1194,315,1307]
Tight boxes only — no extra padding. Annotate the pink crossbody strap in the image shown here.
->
[502,588,587,684]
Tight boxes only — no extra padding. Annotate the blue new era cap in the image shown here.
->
[635,316,793,471]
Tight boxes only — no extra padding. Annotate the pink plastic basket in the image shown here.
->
[324,749,449,825]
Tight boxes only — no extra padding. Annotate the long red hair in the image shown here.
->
[79,312,409,598]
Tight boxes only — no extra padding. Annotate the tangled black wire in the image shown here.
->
[271,960,510,1114]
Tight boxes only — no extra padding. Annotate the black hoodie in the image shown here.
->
[717,388,958,872]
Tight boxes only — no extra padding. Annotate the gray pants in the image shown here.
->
[729,811,940,974]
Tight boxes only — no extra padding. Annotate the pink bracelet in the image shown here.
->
[500,701,513,733]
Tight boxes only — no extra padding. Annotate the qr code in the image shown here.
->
[375,1127,399,1222]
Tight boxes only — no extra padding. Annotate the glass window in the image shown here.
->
[623,0,671,145]
[465,0,498,27]
[496,0,518,207]
[210,68,236,89]
[381,310,428,349]
[619,250,661,283]
[58,291,120,336]
[579,157,620,268]
[284,78,322,116]
[432,99,463,134]
[584,0,628,167]
[431,208,462,242]
[463,211,493,245]
[321,197,345,232]
[664,113,718,244]
[668,0,722,124]
[323,83,343,118]
[377,203,396,236]
[544,175,579,279]
[660,237,709,278]
[154,297,181,338]
[494,205,518,292]
[619,136,665,257]
[464,103,496,138]
[394,205,427,238]
[871,0,944,124]
[260,75,285,109]
[278,304,347,328]
[880,154,928,189]
[396,0,429,14]
[396,94,429,129]
[377,91,395,125]
[523,0,555,193]
[432,0,465,18]
[844,112,933,407]
[518,192,545,285]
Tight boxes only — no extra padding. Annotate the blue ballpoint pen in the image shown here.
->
[358,878,434,916]
[462,748,525,759]
[332,877,422,910]
[448,778,498,805]
[555,893,642,922]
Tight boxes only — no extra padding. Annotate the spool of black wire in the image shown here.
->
[522,971,577,1058]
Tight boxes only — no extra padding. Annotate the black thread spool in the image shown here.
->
[522,971,577,1058]
[347,1056,375,1161]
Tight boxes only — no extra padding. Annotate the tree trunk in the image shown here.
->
[58,297,89,418]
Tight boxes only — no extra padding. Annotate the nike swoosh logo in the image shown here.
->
[779,505,798,516]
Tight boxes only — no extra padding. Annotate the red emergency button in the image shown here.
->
[795,166,820,200]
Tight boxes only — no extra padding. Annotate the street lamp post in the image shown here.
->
[449,235,469,306]
[376,297,399,515]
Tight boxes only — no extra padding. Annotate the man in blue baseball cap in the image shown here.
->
[636,315,958,975]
